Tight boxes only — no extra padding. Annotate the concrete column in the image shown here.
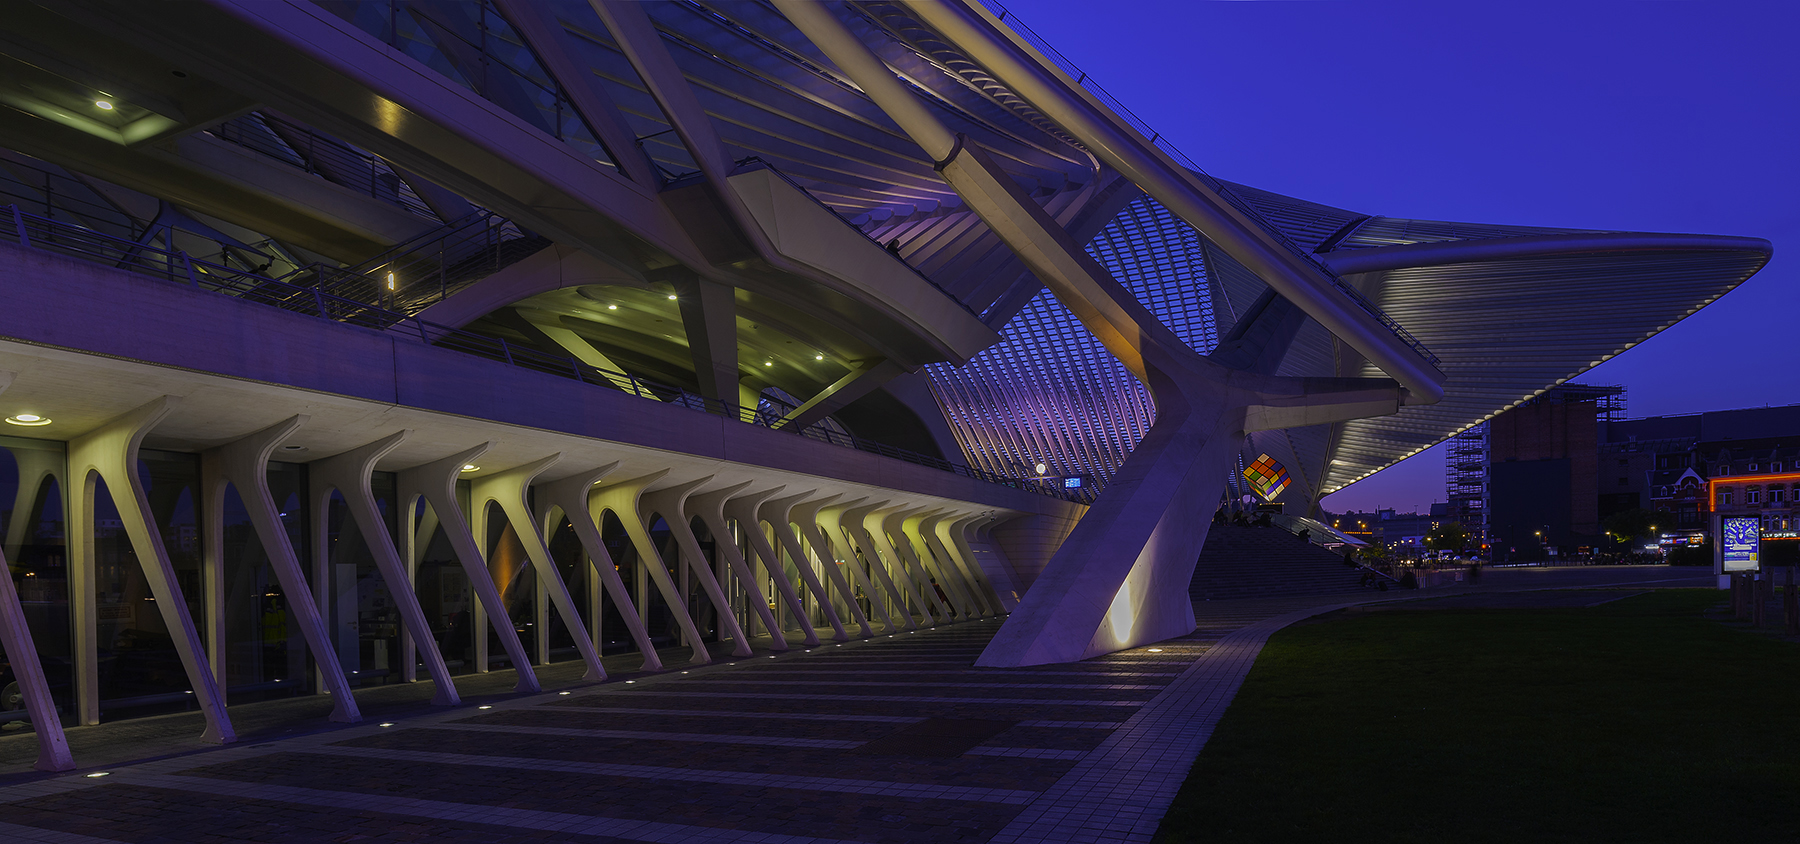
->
[904,510,977,619]
[749,490,858,641]
[309,432,458,705]
[880,506,956,623]
[642,478,755,657]
[200,415,359,723]
[68,397,234,742]
[832,500,921,630]
[470,455,606,681]
[960,515,1022,611]
[591,473,712,665]
[692,483,799,648]
[918,512,991,617]
[0,371,73,770]
[799,497,884,636]
[397,445,540,693]
[535,465,663,672]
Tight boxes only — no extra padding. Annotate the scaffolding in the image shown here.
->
[1444,383,1626,549]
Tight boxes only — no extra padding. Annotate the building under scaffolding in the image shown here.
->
[1445,384,1626,550]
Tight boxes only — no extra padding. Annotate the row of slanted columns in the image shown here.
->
[0,393,1010,771]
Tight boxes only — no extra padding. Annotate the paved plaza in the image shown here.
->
[0,567,1711,844]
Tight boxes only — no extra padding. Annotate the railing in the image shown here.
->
[208,112,438,220]
[973,1,1439,368]
[3,204,1089,504]
[281,209,548,314]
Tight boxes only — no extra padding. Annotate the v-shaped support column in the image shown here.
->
[471,455,606,681]
[835,500,924,630]
[592,473,711,665]
[642,478,754,657]
[903,510,977,620]
[0,372,72,770]
[884,506,960,622]
[202,416,359,723]
[3,444,60,565]
[535,465,663,672]
[67,398,233,742]
[311,432,458,705]
[922,513,995,617]
[747,490,853,642]
[804,497,886,635]
[693,483,800,648]
[397,445,539,693]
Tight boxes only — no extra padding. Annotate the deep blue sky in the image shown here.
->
[1010,0,1799,513]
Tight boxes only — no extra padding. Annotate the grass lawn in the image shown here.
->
[1155,590,1800,844]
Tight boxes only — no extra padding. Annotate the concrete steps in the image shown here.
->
[1189,525,1367,601]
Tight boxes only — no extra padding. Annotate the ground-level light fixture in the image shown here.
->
[85,772,110,778]
[5,414,50,427]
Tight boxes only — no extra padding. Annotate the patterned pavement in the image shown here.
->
[0,566,1709,843]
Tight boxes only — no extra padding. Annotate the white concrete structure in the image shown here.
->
[0,0,1768,765]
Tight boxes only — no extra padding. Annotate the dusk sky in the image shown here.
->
[1010,0,1799,513]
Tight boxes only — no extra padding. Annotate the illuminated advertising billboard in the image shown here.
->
[1243,454,1291,501]
[1721,516,1760,572]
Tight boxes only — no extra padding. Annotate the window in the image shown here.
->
[1774,462,1784,472]
[1749,463,1759,472]
[1747,490,1761,504]
[1719,491,1734,506]
[1772,489,1788,504]
[1717,466,1730,476]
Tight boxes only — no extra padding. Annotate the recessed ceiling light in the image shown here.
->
[814,354,824,361]
[667,294,678,300]
[5,414,50,427]
[607,304,617,310]
[461,464,479,472]
[280,444,307,452]
[95,100,113,110]
[763,361,773,367]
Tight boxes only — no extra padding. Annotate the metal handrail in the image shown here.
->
[2,205,1088,503]
[208,112,438,220]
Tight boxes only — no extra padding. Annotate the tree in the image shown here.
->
[1603,508,1662,544]
[1425,522,1469,552]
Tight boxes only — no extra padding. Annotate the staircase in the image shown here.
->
[1189,525,1368,601]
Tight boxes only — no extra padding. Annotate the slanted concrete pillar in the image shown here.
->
[834,500,923,630]
[807,497,889,635]
[750,490,858,641]
[642,478,755,657]
[903,510,977,620]
[470,455,606,681]
[396,445,539,693]
[692,483,799,648]
[201,416,359,723]
[919,512,991,617]
[68,398,234,742]
[591,473,712,665]
[879,506,955,623]
[535,465,663,672]
[310,432,458,705]
[0,371,73,770]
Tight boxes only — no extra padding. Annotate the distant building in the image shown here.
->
[1328,504,1450,552]
[1450,384,1625,560]
[1602,404,1800,537]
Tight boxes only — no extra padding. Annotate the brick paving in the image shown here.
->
[0,566,1708,843]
